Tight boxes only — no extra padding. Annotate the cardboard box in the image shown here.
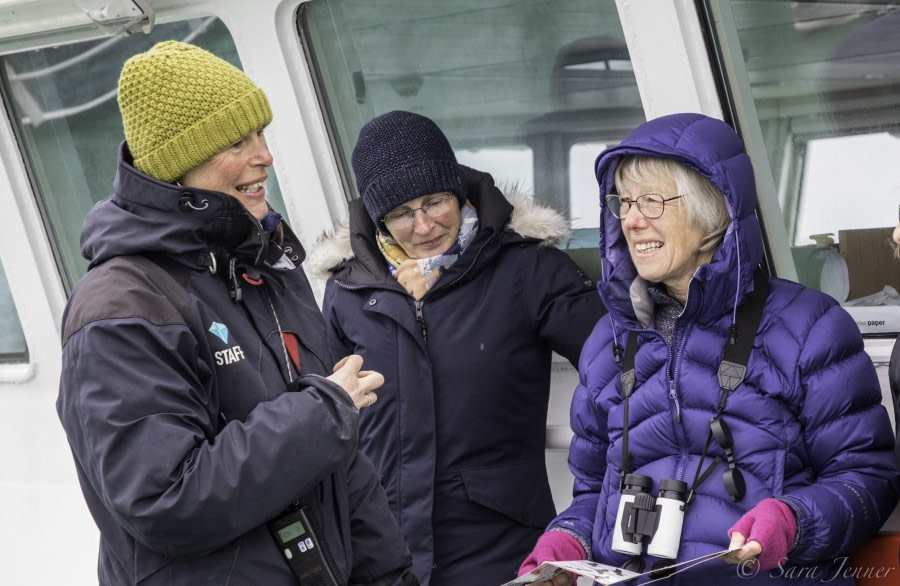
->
[838,227,900,301]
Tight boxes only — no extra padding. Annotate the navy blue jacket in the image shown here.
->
[556,113,899,584]
[309,168,606,585]
[57,143,414,585]
[891,337,900,462]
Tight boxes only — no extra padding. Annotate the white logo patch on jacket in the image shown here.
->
[208,322,246,365]
[215,345,246,365]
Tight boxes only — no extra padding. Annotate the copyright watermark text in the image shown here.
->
[736,557,895,582]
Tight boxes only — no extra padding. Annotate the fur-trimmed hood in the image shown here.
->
[307,181,571,282]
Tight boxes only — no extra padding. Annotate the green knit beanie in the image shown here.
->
[117,40,273,183]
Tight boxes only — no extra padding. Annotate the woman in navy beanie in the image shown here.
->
[309,110,605,585]
[351,110,467,232]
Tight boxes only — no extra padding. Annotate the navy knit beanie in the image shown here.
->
[352,111,466,228]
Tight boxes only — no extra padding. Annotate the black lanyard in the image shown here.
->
[616,270,769,499]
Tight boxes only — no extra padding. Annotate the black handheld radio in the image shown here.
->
[268,506,340,585]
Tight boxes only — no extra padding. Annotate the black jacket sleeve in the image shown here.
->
[523,244,606,368]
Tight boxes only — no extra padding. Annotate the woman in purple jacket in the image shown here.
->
[519,113,899,585]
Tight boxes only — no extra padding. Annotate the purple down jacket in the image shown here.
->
[551,113,899,585]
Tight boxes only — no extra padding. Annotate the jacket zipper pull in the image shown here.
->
[415,300,428,344]
[228,257,242,302]
[669,379,682,423]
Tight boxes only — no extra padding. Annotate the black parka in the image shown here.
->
[309,167,606,585]
[57,143,414,585]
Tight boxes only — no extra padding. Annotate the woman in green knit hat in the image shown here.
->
[57,40,417,586]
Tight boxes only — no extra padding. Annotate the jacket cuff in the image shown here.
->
[549,526,593,561]
[289,374,355,406]
[777,496,804,553]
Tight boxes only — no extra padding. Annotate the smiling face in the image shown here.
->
[618,175,713,303]
[385,192,462,259]
[181,128,273,221]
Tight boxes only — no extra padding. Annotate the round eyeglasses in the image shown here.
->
[382,193,456,229]
[605,193,684,219]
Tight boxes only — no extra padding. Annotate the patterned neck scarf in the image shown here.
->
[377,201,479,299]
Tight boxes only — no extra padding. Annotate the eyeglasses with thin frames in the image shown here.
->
[382,193,456,229]
[605,193,684,219]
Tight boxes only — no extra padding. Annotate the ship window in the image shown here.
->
[299,0,643,281]
[709,0,900,334]
[0,259,27,364]
[0,17,285,294]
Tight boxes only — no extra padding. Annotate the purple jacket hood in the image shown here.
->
[594,113,764,329]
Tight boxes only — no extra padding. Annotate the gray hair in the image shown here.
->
[613,156,730,252]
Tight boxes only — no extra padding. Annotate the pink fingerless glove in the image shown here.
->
[518,530,586,577]
[728,498,797,570]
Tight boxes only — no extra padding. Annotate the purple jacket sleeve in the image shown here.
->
[546,320,613,549]
[780,305,900,564]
